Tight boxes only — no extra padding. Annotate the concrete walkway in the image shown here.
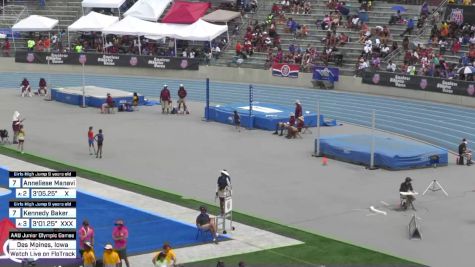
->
[0,154,303,265]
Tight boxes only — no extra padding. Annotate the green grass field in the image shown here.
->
[0,146,424,266]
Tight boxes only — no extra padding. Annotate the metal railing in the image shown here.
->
[1,4,28,23]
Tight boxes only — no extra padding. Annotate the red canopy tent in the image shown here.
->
[161,1,211,24]
[0,218,16,256]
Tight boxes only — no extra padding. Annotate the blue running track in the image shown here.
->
[1,72,474,152]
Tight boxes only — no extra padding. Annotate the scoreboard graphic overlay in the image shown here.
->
[6,171,77,262]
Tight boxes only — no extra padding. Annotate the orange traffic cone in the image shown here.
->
[322,156,328,166]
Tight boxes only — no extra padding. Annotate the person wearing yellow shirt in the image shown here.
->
[463,0,471,5]
[82,242,96,267]
[152,243,177,267]
[103,244,120,267]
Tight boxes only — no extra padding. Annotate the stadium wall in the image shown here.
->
[1,57,475,108]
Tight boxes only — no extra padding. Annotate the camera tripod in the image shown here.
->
[422,179,448,196]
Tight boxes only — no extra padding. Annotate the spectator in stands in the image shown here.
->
[400,18,415,37]
[250,0,258,12]
[381,44,390,58]
[177,84,188,114]
[420,1,429,17]
[27,38,35,51]
[101,93,114,114]
[389,10,401,25]
[304,1,311,14]
[20,78,31,97]
[2,38,11,57]
[38,78,47,96]
[196,206,219,244]
[386,60,397,72]
[371,54,381,70]
[273,112,295,136]
[402,36,409,51]
[160,85,171,114]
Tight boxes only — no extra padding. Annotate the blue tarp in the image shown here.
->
[317,134,448,170]
[206,102,337,130]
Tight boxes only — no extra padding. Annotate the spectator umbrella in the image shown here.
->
[391,5,407,13]
[458,66,475,74]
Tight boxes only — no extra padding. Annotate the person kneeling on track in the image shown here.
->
[20,78,32,97]
[196,206,219,244]
[38,78,47,96]
[273,112,295,136]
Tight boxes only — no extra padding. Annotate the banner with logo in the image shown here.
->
[15,51,200,70]
[362,71,475,97]
[312,66,340,82]
[444,5,475,25]
[271,63,299,78]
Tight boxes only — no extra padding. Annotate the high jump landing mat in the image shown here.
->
[205,102,337,130]
[51,86,145,108]
[317,134,448,170]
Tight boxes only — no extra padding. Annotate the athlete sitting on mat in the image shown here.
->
[273,112,295,136]
[101,93,114,113]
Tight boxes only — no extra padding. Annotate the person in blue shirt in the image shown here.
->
[94,129,104,158]
[400,18,415,37]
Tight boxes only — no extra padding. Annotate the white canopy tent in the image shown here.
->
[102,16,165,54]
[124,0,172,21]
[68,11,119,32]
[102,15,164,36]
[173,19,228,41]
[67,11,119,49]
[12,15,58,32]
[11,15,59,52]
[81,0,126,16]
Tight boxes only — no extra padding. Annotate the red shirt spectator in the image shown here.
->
[106,94,113,106]
[295,100,302,118]
[178,86,187,98]
[289,115,296,126]
[235,42,242,55]
[160,87,171,101]
[21,79,29,87]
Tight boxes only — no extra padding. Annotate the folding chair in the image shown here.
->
[196,227,213,241]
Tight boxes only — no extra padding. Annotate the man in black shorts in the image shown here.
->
[94,129,104,158]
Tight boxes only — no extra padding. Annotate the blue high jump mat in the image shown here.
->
[0,167,227,261]
[205,102,337,130]
[316,134,448,170]
[51,86,145,108]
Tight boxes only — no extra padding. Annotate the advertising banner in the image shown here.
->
[15,51,200,70]
[444,4,475,25]
[362,71,475,97]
